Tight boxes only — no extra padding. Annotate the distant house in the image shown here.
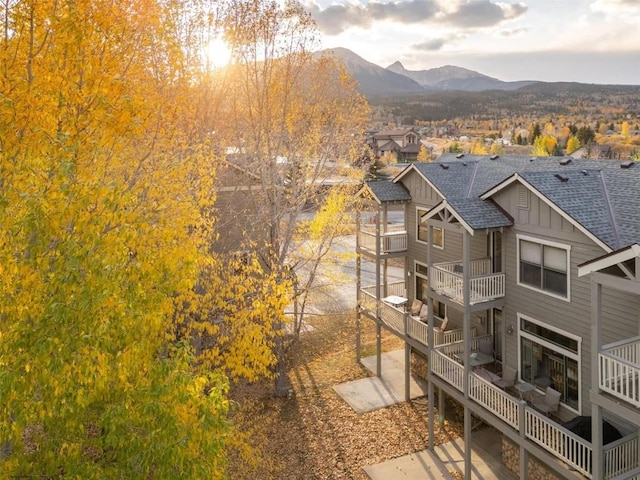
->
[356,153,640,479]
[370,127,421,161]
[213,159,268,257]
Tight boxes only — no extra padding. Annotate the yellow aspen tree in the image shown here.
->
[215,0,370,396]
[417,144,432,162]
[0,1,237,477]
[566,136,581,154]
[622,121,630,140]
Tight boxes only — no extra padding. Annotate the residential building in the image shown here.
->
[355,153,640,479]
[369,127,421,161]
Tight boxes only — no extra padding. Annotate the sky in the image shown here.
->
[301,0,640,85]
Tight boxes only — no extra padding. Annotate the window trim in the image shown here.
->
[414,260,446,320]
[516,313,581,414]
[416,207,444,249]
[516,234,570,301]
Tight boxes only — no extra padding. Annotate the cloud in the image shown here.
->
[591,0,640,15]
[499,27,529,37]
[413,37,447,51]
[306,1,528,35]
[444,1,528,28]
[304,0,440,35]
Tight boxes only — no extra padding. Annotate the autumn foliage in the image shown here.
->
[0,0,229,477]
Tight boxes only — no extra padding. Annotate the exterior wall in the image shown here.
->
[494,183,640,417]
[214,164,269,255]
[400,171,492,333]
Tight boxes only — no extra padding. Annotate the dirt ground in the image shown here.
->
[227,313,464,479]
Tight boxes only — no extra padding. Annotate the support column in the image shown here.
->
[462,230,472,480]
[405,342,410,401]
[356,210,362,363]
[519,400,528,479]
[427,223,435,450]
[375,206,382,377]
[591,278,603,478]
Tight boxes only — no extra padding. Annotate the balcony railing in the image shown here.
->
[358,226,407,254]
[359,283,472,347]
[599,336,640,408]
[430,259,505,305]
[432,344,639,479]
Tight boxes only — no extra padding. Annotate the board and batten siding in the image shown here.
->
[400,171,491,330]
[494,183,640,416]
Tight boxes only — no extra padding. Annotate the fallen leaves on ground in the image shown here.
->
[228,313,464,479]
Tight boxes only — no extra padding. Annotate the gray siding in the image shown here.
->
[495,183,640,416]
[400,171,492,333]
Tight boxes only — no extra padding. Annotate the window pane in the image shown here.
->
[520,240,541,264]
[544,246,567,272]
[415,263,428,276]
[543,269,567,297]
[433,227,444,247]
[520,262,541,287]
[416,276,429,302]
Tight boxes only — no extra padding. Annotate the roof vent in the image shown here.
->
[490,155,499,160]
[559,157,572,166]
[456,153,464,159]
[621,160,635,169]
[529,157,536,162]
[581,170,589,176]
[555,173,569,183]
[462,161,467,166]
[440,163,449,170]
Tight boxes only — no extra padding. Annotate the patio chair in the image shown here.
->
[409,299,423,316]
[411,304,429,323]
[493,365,517,390]
[434,316,448,333]
[532,386,561,416]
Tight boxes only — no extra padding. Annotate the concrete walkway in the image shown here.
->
[333,350,517,479]
[333,350,428,413]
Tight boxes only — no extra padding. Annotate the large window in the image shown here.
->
[417,208,443,248]
[519,314,580,412]
[414,261,446,319]
[517,235,569,299]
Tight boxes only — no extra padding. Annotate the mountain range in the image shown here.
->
[325,47,537,96]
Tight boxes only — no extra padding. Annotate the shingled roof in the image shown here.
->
[358,180,411,204]
[392,154,640,250]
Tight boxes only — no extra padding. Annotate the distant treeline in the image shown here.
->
[371,83,640,123]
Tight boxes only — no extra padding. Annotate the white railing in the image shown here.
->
[469,373,520,429]
[434,258,491,276]
[430,264,505,305]
[379,301,405,333]
[358,228,407,254]
[405,317,476,347]
[599,336,640,407]
[407,317,428,346]
[432,348,464,390]
[525,409,592,477]
[604,433,639,479]
[359,286,377,312]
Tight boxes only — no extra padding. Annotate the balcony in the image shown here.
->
[432,341,640,479]
[358,225,407,255]
[430,259,505,305]
[599,336,640,408]
[359,282,472,347]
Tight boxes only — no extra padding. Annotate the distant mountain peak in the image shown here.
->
[387,60,404,70]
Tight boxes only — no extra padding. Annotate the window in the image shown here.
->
[518,314,580,412]
[417,208,444,248]
[517,235,569,299]
[414,261,446,319]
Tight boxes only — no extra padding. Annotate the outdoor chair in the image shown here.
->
[411,304,429,323]
[409,299,423,316]
[434,316,448,333]
[532,386,561,416]
[493,366,517,390]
